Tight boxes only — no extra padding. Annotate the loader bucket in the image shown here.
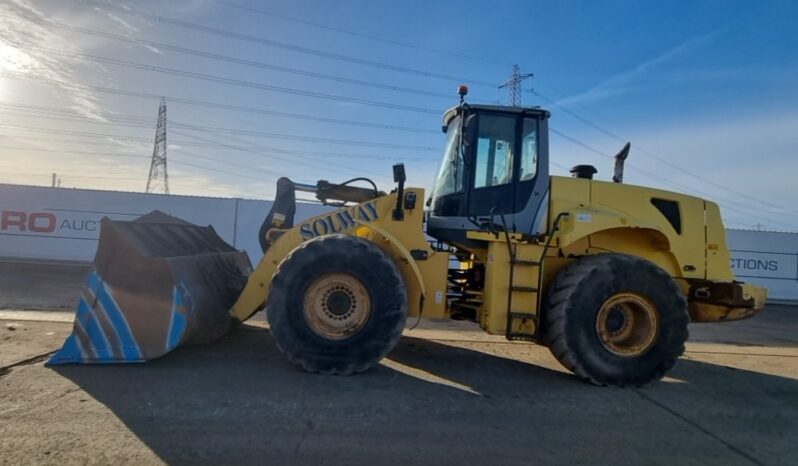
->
[48,211,251,365]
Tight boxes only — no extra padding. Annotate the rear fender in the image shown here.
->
[556,206,683,277]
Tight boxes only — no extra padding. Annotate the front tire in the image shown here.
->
[267,234,407,375]
[544,253,689,386]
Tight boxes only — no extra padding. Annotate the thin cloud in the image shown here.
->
[103,137,150,154]
[559,30,722,106]
[556,108,798,229]
[1,0,160,127]
[0,0,106,120]
[94,7,140,34]
[92,5,163,55]
[144,44,163,55]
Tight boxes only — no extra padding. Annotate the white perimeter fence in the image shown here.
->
[2,184,796,301]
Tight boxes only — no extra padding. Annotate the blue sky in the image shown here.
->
[0,0,796,230]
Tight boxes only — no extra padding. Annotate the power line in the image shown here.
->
[69,0,498,87]
[1,41,443,114]
[0,144,281,180]
[534,89,798,215]
[0,78,437,134]
[0,169,252,197]
[0,124,154,144]
[550,128,729,201]
[0,127,431,162]
[171,121,437,151]
[0,147,277,183]
[168,129,395,184]
[170,157,274,183]
[0,111,438,152]
[0,105,150,125]
[4,122,789,227]
[548,128,797,229]
[212,0,511,67]
[0,170,145,181]
[0,175,237,197]
[4,111,786,224]
[0,122,399,183]
[0,145,147,159]
[17,15,457,101]
[2,109,788,225]
[0,128,435,171]
[0,124,389,184]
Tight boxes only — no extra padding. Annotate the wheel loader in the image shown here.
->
[50,86,766,386]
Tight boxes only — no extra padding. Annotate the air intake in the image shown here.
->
[570,165,598,180]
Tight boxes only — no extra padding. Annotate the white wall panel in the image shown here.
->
[0,184,236,261]
[2,184,797,301]
[0,184,332,266]
[727,229,798,302]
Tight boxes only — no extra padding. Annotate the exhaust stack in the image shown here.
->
[612,142,631,183]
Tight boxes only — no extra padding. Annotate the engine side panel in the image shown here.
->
[550,176,713,279]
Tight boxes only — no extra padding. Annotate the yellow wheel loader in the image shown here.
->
[50,87,766,386]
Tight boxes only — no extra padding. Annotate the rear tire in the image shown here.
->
[544,253,688,387]
[267,234,407,375]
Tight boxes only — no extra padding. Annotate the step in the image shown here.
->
[453,302,482,310]
[507,333,537,342]
[509,312,538,320]
[511,259,541,266]
[510,286,538,293]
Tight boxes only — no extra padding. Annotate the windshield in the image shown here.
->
[431,116,463,198]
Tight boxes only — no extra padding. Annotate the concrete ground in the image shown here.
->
[0,260,90,311]
[1,260,797,465]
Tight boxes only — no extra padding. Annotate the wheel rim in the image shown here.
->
[595,292,660,357]
[303,273,372,340]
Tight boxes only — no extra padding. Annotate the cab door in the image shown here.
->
[467,113,519,222]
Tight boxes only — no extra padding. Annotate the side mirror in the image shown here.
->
[392,164,406,220]
[393,163,406,184]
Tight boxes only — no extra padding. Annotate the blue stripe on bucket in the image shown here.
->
[87,272,142,361]
[83,275,122,360]
[48,297,92,365]
[73,297,97,360]
[47,335,83,365]
[82,301,113,361]
[166,286,187,351]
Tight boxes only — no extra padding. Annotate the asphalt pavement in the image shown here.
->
[0,260,796,465]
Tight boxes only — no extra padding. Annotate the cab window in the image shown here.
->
[520,118,538,182]
[473,114,515,189]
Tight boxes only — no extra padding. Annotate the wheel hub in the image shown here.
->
[595,292,659,357]
[303,273,371,340]
[605,308,628,334]
[325,290,353,317]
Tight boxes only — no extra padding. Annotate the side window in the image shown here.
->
[520,118,537,182]
[473,114,515,189]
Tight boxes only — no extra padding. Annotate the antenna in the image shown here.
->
[498,64,533,107]
[146,97,169,194]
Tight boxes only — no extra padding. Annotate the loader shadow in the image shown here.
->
[52,323,798,466]
[688,304,798,348]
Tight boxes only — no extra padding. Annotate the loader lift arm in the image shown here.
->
[258,176,384,253]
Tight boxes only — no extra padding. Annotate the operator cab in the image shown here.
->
[427,90,551,248]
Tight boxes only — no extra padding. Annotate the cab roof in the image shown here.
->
[443,104,551,127]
